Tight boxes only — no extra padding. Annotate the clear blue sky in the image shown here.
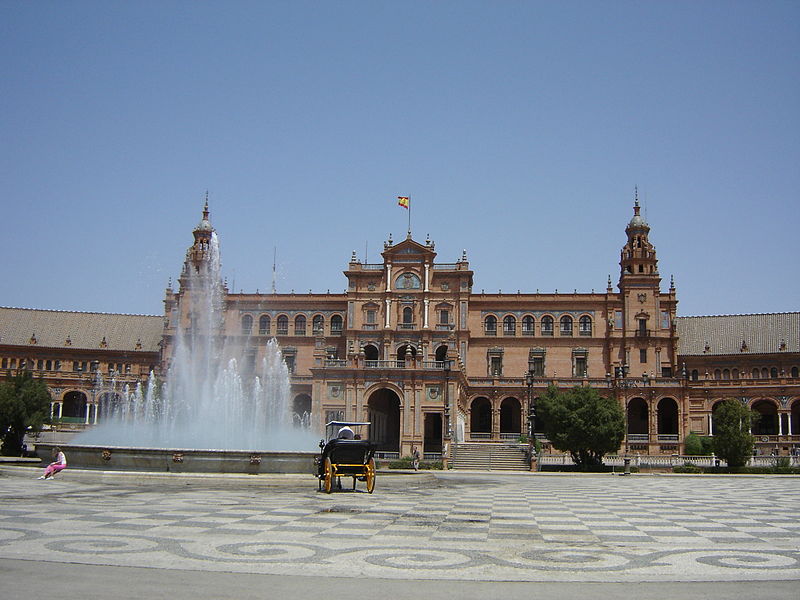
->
[2,1,798,318]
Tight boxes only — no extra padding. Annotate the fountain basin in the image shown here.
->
[35,442,317,474]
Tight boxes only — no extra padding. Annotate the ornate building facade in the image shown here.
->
[2,198,798,459]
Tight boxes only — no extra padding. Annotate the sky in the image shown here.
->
[1,1,798,318]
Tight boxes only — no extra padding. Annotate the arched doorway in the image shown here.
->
[62,391,87,421]
[627,397,649,436]
[470,397,492,438]
[791,400,800,437]
[657,397,679,438]
[397,344,416,361]
[499,397,521,436]
[364,344,380,361]
[435,345,448,362]
[424,412,443,453]
[367,388,401,452]
[752,400,778,436]
[292,394,312,428]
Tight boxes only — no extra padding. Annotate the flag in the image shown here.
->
[397,196,409,209]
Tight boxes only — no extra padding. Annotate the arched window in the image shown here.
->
[312,315,324,335]
[364,344,379,361]
[761,367,769,379]
[541,315,554,336]
[714,369,721,380]
[402,307,413,325]
[691,369,699,381]
[241,314,253,335]
[522,315,535,336]
[722,369,730,380]
[485,315,497,335]
[579,315,592,336]
[560,315,573,336]
[770,367,779,378]
[258,315,270,335]
[792,366,799,378]
[330,314,343,334]
[503,315,516,336]
[295,315,306,336]
[276,315,289,335]
[732,368,739,379]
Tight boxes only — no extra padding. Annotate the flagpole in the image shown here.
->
[408,194,412,238]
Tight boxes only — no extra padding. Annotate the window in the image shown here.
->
[503,315,516,336]
[579,316,592,336]
[691,369,699,381]
[1,358,6,369]
[284,355,295,374]
[722,369,730,379]
[560,315,573,336]
[439,309,450,325]
[529,349,545,377]
[55,360,61,371]
[662,366,672,377]
[241,314,253,335]
[637,318,648,335]
[330,314,343,333]
[522,315,534,336]
[640,348,647,363]
[312,315,324,335]
[46,360,52,370]
[661,311,670,329]
[295,315,307,336]
[792,366,799,378]
[259,315,270,335]
[541,316,554,336]
[485,315,497,335]
[614,310,623,329]
[402,307,413,324]
[490,356,503,377]
[276,315,289,335]
[752,368,759,379]
[573,351,588,377]
[714,369,721,380]
[365,309,376,324]
[770,367,778,378]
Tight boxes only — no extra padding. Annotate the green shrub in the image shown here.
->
[385,457,443,470]
[673,464,703,474]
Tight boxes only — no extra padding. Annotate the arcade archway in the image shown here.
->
[367,388,401,452]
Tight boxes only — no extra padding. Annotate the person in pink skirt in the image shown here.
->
[38,447,67,480]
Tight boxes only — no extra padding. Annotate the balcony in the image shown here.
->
[365,360,406,369]
[398,323,417,330]
[626,434,650,443]
[634,329,651,338]
[484,329,497,337]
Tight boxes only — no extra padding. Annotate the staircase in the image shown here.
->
[451,443,530,471]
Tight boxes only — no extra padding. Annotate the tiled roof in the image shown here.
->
[0,307,163,353]
[676,313,800,356]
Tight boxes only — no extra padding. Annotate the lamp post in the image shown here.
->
[443,359,451,469]
[525,370,537,471]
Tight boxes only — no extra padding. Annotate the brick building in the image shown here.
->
[2,198,798,458]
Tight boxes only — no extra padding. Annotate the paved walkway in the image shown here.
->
[0,468,798,592]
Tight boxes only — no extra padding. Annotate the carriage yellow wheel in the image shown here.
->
[323,457,333,494]
[365,457,376,493]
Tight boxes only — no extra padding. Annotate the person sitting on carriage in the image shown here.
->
[337,426,354,439]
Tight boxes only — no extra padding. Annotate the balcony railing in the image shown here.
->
[657,434,679,442]
[324,359,348,367]
[365,360,406,369]
[485,329,497,336]
[626,433,650,442]
[398,323,416,330]
[634,329,651,338]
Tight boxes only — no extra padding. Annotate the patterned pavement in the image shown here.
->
[0,470,798,583]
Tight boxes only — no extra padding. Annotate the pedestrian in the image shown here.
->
[38,447,67,480]
[411,446,420,471]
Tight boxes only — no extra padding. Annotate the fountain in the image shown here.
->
[37,214,318,474]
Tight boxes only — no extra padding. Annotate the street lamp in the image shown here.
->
[525,370,537,471]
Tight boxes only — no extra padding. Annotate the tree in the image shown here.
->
[684,433,714,455]
[0,370,52,455]
[537,385,625,468]
[712,399,758,468]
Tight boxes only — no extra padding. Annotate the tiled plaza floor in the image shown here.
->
[0,470,798,583]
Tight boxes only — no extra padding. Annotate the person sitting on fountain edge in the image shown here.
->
[38,447,67,480]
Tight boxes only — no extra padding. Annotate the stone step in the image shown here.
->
[452,443,529,471]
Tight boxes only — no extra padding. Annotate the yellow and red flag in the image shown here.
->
[397,196,409,209]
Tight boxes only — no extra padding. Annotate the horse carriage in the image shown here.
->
[316,421,376,493]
